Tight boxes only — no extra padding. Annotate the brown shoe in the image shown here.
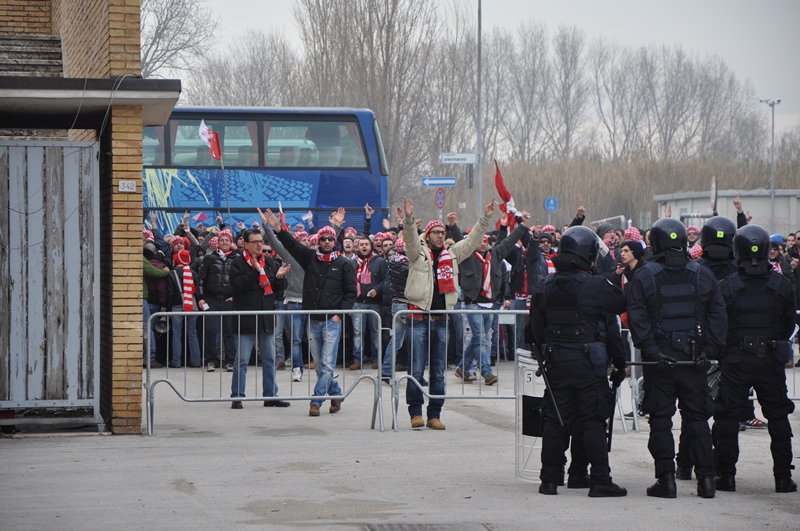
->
[304,361,316,369]
[349,362,361,370]
[426,418,446,430]
[410,415,424,428]
[484,373,498,386]
[277,362,286,370]
[454,368,473,383]
[371,361,379,369]
[309,404,320,417]
[329,399,342,414]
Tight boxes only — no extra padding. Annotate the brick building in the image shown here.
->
[0,1,180,434]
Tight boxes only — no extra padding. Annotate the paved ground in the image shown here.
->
[1,360,799,530]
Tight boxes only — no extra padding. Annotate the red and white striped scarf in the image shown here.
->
[356,250,375,297]
[316,249,341,263]
[243,249,273,296]
[181,266,195,311]
[474,250,492,300]
[772,260,783,274]
[545,251,556,275]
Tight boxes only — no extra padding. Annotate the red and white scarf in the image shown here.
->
[356,251,375,297]
[435,247,457,294]
[316,249,341,263]
[217,248,234,260]
[243,249,273,295]
[545,251,556,275]
[772,260,783,274]
[474,250,492,299]
[181,266,195,311]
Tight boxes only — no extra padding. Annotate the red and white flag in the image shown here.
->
[494,159,516,232]
[199,120,222,161]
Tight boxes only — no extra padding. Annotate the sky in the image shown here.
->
[208,0,800,133]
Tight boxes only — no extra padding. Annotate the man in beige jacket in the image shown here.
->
[401,196,496,430]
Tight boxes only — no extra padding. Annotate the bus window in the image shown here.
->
[143,125,165,166]
[264,120,368,169]
[169,119,257,167]
[373,120,389,175]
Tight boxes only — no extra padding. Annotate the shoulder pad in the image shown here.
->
[685,261,700,273]
[766,271,783,292]
[644,262,663,275]
[726,273,745,292]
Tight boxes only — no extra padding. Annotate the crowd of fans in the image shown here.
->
[142,196,799,420]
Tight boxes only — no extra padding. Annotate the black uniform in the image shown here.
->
[714,270,796,489]
[529,271,628,489]
[627,260,727,484]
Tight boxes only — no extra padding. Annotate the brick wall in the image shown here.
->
[99,105,144,434]
[0,0,52,35]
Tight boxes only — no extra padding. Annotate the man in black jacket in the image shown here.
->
[229,230,290,409]
[197,229,239,372]
[456,214,529,385]
[266,210,357,417]
[350,236,388,370]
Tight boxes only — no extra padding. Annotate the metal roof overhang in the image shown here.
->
[0,76,182,129]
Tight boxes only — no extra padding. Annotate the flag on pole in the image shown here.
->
[494,159,516,232]
[192,212,209,222]
[199,120,222,161]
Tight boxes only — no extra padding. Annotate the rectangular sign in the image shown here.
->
[118,180,137,193]
[421,177,457,187]
[441,152,477,165]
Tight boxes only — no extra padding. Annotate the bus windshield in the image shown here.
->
[143,107,388,234]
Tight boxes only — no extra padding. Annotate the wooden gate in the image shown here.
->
[0,141,100,426]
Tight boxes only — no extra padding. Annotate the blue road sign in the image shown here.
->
[435,188,446,209]
[421,177,457,187]
[544,196,559,212]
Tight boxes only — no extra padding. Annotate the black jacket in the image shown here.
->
[387,252,409,302]
[350,251,388,304]
[197,249,241,299]
[459,223,526,304]
[166,266,199,309]
[277,230,357,320]
[229,253,285,334]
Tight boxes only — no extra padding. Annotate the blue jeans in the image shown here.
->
[308,318,343,407]
[450,302,465,369]
[286,302,307,372]
[490,302,501,360]
[274,300,286,364]
[406,317,447,419]
[352,302,381,364]
[511,298,530,352]
[461,304,493,377]
[383,302,408,377]
[231,332,277,398]
[170,305,201,366]
[146,302,161,360]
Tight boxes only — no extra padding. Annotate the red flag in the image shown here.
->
[494,159,516,232]
[199,120,222,161]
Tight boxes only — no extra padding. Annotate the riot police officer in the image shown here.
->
[714,225,797,493]
[675,216,738,480]
[626,217,727,499]
[529,226,628,497]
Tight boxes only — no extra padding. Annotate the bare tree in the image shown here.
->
[185,30,299,106]
[542,25,589,159]
[479,27,514,161]
[140,0,219,79]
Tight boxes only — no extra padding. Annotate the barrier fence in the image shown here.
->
[145,308,384,434]
[143,307,800,437]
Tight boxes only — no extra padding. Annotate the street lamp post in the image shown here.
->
[760,98,781,234]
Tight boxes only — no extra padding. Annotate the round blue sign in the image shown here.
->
[544,196,559,212]
[435,188,446,209]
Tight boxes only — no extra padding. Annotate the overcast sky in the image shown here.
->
[209,0,800,133]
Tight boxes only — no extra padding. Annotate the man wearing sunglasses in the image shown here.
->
[263,208,357,417]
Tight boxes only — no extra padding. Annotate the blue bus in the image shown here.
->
[142,107,389,234]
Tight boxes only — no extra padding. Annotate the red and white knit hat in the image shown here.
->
[294,230,309,241]
[316,226,336,240]
[623,227,641,242]
[424,220,445,237]
[218,229,234,241]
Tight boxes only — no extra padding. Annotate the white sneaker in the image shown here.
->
[292,367,302,382]
[334,372,340,379]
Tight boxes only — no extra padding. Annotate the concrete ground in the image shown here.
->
[1,360,799,530]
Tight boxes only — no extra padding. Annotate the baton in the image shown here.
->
[533,346,564,427]
[627,360,718,366]
[607,377,621,451]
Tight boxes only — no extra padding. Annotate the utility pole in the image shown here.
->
[476,0,483,219]
[759,98,781,234]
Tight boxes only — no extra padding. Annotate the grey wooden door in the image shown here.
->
[0,142,100,413]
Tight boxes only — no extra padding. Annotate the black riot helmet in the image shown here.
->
[558,226,600,264]
[649,217,687,255]
[701,216,736,260]
[734,224,771,275]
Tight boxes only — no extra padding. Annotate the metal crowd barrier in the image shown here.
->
[144,308,384,435]
[385,308,529,431]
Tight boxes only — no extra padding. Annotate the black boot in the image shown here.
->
[588,481,628,497]
[676,466,693,480]
[775,477,798,493]
[647,472,677,499]
[538,482,558,495]
[715,474,736,492]
[567,474,591,489]
[697,476,716,498]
